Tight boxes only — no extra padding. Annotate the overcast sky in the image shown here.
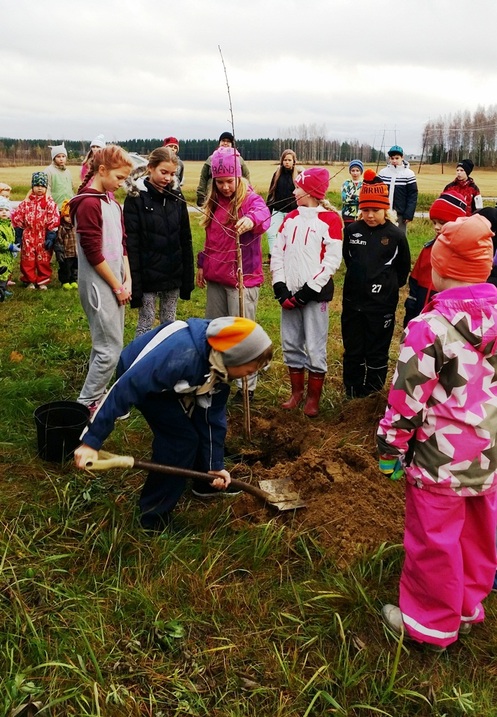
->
[2,0,497,154]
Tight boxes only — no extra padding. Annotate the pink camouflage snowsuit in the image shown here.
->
[377,282,497,648]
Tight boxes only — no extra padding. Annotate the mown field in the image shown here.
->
[1,163,497,715]
[2,159,497,207]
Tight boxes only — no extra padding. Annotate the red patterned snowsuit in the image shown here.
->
[11,193,59,286]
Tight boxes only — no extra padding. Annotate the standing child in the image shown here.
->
[341,170,410,397]
[45,143,78,288]
[265,149,301,258]
[162,136,184,185]
[124,146,194,337]
[271,168,343,417]
[378,146,418,236]
[378,214,497,651]
[443,159,482,216]
[0,196,17,301]
[81,135,106,181]
[11,172,60,290]
[341,160,364,228]
[403,190,467,326]
[45,143,74,207]
[196,146,271,399]
[69,145,134,414]
[0,185,15,287]
[55,199,79,289]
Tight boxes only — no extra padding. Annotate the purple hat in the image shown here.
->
[211,146,242,179]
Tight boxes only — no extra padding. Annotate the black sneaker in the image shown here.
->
[232,389,254,402]
[191,483,242,499]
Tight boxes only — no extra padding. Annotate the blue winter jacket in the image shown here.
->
[80,319,229,470]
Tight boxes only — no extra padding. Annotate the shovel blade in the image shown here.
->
[258,478,306,511]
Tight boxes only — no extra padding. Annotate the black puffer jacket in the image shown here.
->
[124,178,194,308]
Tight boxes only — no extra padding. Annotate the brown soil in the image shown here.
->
[227,394,405,567]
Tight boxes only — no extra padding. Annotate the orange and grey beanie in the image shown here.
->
[206,317,272,366]
[431,214,494,283]
[358,169,390,210]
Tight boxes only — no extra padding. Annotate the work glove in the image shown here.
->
[44,230,57,250]
[293,283,320,306]
[273,281,292,305]
[379,455,404,481]
[8,243,19,257]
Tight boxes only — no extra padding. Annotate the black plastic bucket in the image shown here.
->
[34,400,90,463]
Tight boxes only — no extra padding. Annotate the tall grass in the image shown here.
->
[1,192,497,715]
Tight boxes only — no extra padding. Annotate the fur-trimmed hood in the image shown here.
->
[124,166,180,197]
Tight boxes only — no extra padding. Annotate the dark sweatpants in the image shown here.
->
[136,388,229,528]
[341,305,396,397]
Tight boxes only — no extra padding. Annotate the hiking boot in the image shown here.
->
[38,285,48,291]
[26,283,36,290]
[459,622,472,635]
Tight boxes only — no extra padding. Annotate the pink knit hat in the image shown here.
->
[294,168,330,200]
[211,146,242,179]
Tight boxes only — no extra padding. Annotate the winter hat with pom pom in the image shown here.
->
[206,316,272,366]
[358,170,390,209]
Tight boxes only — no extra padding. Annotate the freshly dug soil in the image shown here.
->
[227,393,405,566]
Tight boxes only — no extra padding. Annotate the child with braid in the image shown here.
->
[196,146,270,399]
[69,145,134,415]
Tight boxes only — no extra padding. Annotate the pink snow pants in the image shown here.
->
[399,482,497,648]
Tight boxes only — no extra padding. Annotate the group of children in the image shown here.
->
[4,139,497,651]
[0,143,78,295]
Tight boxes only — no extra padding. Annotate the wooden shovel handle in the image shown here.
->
[85,451,278,504]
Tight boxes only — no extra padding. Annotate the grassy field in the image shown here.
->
[1,177,497,714]
[2,160,497,208]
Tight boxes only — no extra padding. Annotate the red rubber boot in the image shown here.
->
[303,371,326,417]
[281,368,305,409]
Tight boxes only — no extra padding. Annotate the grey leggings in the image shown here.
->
[135,289,180,337]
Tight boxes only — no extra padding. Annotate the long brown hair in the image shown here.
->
[267,149,299,204]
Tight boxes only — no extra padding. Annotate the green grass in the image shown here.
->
[2,209,497,715]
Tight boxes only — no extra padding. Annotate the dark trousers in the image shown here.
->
[136,392,226,527]
[341,305,396,397]
[58,257,78,285]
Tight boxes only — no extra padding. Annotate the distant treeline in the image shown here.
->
[422,105,497,166]
[0,137,385,165]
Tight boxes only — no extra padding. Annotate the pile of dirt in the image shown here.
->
[228,394,405,566]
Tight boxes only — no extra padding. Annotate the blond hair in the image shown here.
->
[200,177,250,228]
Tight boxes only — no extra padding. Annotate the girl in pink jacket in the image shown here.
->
[196,146,270,398]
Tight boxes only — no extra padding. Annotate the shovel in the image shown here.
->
[84,451,306,512]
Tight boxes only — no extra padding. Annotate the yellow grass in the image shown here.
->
[2,161,496,197]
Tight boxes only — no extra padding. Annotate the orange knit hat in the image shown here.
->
[358,169,390,210]
[431,214,494,283]
[206,316,272,366]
